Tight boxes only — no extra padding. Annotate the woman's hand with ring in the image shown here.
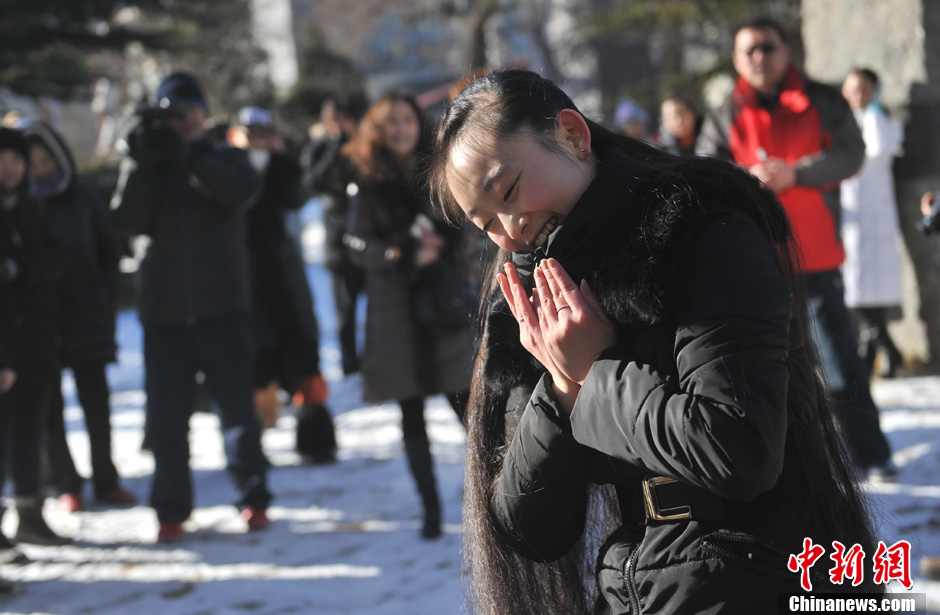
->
[534,258,616,385]
[497,262,580,412]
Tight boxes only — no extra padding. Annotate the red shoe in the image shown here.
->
[58,492,84,513]
[241,507,270,531]
[157,522,184,544]
[99,486,137,506]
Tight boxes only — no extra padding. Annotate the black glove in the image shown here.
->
[0,258,19,283]
[127,116,187,167]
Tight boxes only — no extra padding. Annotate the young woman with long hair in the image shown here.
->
[427,69,880,614]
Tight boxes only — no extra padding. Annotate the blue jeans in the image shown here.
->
[805,270,891,468]
[144,315,271,522]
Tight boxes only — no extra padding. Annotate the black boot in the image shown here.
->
[295,403,338,464]
[403,436,442,540]
[14,497,72,546]
[875,329,904,378]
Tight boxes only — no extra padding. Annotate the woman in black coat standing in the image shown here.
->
[427,70,879,614]
[342,92,473,539]
[23,121,135,512]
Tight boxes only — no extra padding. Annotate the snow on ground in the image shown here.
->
[1,204,939,614]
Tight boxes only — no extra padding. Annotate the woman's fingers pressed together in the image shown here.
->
[533,266,557,324]
[501,262,537,326]
[495,272,518,320]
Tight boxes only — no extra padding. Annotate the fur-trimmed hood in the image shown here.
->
[480,154,790,398]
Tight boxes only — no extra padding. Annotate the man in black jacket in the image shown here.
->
[111,72,271,543]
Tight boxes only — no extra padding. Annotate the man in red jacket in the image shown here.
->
[697,18,896,481]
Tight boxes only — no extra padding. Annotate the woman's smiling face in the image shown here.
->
[444,110,595,253]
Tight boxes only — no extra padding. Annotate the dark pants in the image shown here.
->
[853,307,902,378]
[329,260,364,376]
[43,362,119,497]
[398,391,467,440]
[144,315,271,523]
[804,271,891,468]
[0,366,51,498]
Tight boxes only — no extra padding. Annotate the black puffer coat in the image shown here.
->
[24,122,120,366]
[477,156,875,613]
[344,174,472,403]
[111,136,260,325]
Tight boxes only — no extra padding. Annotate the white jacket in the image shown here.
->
[840,105,904,307]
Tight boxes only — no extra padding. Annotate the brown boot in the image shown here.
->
[254,381,281,429]
[14,497,72,546]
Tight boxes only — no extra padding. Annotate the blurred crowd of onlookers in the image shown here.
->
[3,14,940,597]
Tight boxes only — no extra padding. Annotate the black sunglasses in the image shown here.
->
[742,42,779,56]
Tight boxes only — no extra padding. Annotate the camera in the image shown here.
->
[918,193,940,235]
[124,100,186,165]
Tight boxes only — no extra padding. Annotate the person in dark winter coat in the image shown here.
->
[300,95,363,376]
[232,106,336,462]
[22,121,136,512]
[111,71,271,543]
[427,69,880,615]
[342,92,473,539]
[0,127,71,560]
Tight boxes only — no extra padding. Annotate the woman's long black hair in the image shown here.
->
[428,69,878,614]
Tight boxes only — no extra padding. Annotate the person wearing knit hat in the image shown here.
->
[112,71,273,543]
[613,98,650,140]
[0,126,72,560]
[156,71,210,116]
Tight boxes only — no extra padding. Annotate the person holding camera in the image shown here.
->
[111,71,271,543]
[342,92,472,540]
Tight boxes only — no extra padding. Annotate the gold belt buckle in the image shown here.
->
[642,476,693,522]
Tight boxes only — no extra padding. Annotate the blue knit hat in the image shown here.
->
[237,106,274,129]
[614,99,648,130]
[156,71,210,116]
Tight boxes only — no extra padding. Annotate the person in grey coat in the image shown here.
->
[428,69,879,615]
[342,92,472,539]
